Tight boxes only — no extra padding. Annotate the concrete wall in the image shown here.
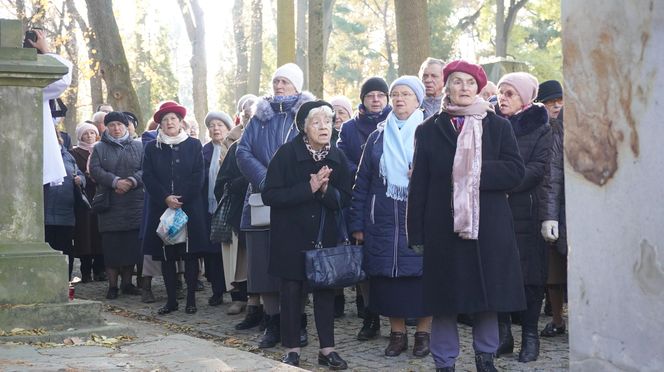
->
[563,2,664,371]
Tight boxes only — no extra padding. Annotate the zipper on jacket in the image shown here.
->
[529,193,533,217]
[370,194,376,224]
[392,199,399,277]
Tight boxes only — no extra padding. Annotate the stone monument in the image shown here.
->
[0,18,130,342]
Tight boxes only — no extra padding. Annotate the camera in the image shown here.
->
[22,28,43,53]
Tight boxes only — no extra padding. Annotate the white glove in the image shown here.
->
[541,220,559,243]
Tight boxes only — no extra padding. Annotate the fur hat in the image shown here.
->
[329,96,353,117]
[443,60,488,93]
[360,77,389,102]
[498,72,539,105]
[104,111,129,126]
[204,111,233,131]
[390,75,426,105]
[272,63,304,93]
[153,101,187,124]
[536,80,563,103]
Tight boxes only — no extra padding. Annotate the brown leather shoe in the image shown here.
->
[384,331,408,356]
[413,331,430,357]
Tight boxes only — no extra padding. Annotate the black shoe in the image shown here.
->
[540,321,566,337]
[318,351,348,370]
[258,314,280,348]
[475,352,498,372]
[518,330,540,362]
[158,302,179,315]
[412,331,430,357]
[106,287,119,299]
[208,293,224,306]
[121,283,141,295]
[357,311,380,341]
[334,294,345,318]
[300,313,308,347]
[185,305,198,314]
[496,320,514,356]
[384,331,408,357]
[281,352,300,366]
[235,305,264,330]
[436,367,455,372]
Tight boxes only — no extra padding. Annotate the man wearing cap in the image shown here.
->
[236,63,315,349]
[419,57,446,118]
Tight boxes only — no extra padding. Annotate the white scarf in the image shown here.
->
[156,128,189,149]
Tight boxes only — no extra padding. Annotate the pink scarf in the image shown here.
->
[441,96,494,240]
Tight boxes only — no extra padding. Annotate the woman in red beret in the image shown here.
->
[142,101,214,315]
[407,60,526,372]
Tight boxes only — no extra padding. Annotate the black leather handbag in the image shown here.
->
[304,200,365,289]
[210,184,233,243]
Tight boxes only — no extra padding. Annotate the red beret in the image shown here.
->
[443,60,488,93]
[153,101,187,124]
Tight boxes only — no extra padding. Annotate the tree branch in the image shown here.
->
[456,2,484,31]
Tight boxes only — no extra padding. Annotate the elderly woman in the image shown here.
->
[407,60,526,372]
[89,112,144,299]
[236,63,314,348]
[262,101,351,369]
[495,72,552,363]
[202,111,234,307]
[70,122,104,283]
[329,95,353,146]
[348,76,431,358]
[142,101,212,315]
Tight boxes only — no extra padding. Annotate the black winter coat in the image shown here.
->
[407,111,526,316]
[142,137,211,259]
[88,132,144,233]
[215,141,249,234]
[539,117,567,254]
[262,135,352,281]
[498,104,552,285]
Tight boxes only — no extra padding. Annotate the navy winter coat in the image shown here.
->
[142,136,211,259]
[337,106,391,178]
[236,92,315,230]
[348,123,422,278]
[44,146,85,226]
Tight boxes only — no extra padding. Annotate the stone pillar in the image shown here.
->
[0,19,130,342]
[563,2,664,371]
[0,18,70,304]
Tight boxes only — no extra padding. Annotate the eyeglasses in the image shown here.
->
[309,120,332,129]
[544,98,564,106]
[389,92,414,98]
[498,89,518,99]
[365,93,387,100]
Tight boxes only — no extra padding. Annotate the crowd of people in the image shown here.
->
[42,51,568,370]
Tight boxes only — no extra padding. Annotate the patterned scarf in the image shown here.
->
[441,95,494,240]
[302,135,330,162]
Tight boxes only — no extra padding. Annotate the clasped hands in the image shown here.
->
[310,166,332,194]
[114,178,134,194]
[165,195,183,209]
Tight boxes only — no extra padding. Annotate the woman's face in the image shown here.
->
[446,72,478,107]
[304,112,333,149]
[160,112,182,137]
[333,106,350,130]
[389,85,419,120]
[362,90,388,114]
[544,97,564,119]
[498,83,524,117]
[80,129,97,144]
[208,119,230,143]
[272,77,297,97]
[107,121,127,139]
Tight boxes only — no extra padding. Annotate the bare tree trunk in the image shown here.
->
[277,0,296,65]
[85,0,142,123]
[308,0,324,97]
[247,0,263,95]
[495,0,528,57]
[296,0,308,89]
[380,1,397,82]
[177,0,208,133]
[394,0,430,76]
[62,2,79,141]
[67,0,104,109]
[233,0,248,103]
[322,0,335,61]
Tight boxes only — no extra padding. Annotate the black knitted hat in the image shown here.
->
[360,77,389,102]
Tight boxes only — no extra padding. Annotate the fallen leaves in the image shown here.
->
[0,328,47,336]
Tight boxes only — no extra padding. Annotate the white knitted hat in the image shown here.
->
[272,63,304,93]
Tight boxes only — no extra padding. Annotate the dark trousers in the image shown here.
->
[231,280,248,302]
[280,279,335,348]
[204,252,226,296]
[80,254,105,276]
[162,253,198,306]
[431,312,498,368]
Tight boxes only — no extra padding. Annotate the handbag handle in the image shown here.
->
[314,189,350,249]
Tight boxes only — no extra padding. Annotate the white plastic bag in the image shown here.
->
[156,208,188,245]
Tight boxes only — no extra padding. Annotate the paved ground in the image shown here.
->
[64,272,569,371]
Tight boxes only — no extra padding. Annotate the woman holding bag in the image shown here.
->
[142,101,211,315]
[262,101,352,369]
